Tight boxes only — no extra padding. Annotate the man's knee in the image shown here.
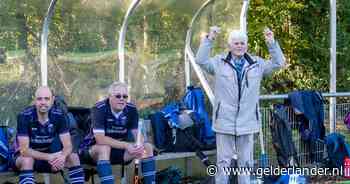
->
[144,143,153,157]
[91,145,111,161]
[17,156,34,170]
[65,153,81,167]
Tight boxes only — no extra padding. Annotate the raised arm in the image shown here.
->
[260,27,286,75]
[195,26,222,75]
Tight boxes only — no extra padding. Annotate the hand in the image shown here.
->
[47,151,62,161]
[48,152,66,171]
[263,27,275,44]
[207,26,221,41]
[126,144,145,159]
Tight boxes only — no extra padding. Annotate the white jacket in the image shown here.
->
[195,37,285,135]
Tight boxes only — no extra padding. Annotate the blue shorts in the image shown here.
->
[12,155,58,173]
[11,137,63,173]
[79,147,132,165]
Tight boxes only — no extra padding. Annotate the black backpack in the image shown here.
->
[324,133,350,168]
[149,111,202,153]
[154,166,182,184]
[53,96,92,152]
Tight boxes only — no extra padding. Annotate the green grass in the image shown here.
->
[337,181,350,184]
[5,49,118,63]
[58,49,118,63]
[6,49,25,58]
[4,48,183,65]
[61,49,117,60]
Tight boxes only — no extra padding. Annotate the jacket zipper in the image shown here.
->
[255,103,259,121]
[235,69,240,135]
[215,102,221,120]
[223,59,258,135]
[243,64,258,89]
[237,64,258,134]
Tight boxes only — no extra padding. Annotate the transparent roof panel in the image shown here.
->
[0,0,244,126]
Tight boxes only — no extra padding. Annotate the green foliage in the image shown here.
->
[1,0,350,127]
[249,0,350,93]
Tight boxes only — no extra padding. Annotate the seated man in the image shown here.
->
[12,86,85,184]
[80,81,155,184]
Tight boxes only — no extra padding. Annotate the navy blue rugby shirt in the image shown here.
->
[91,99,138,140]
[16,106,69,152]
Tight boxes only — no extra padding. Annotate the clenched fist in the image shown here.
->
[207,26,221,41]
[263,27,275,45]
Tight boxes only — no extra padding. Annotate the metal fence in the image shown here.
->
[254,102,350,168]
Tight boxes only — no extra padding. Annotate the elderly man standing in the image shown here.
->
[195,27,285,184]
[13,86,85,184]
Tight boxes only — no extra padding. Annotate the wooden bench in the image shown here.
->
[1,119,216,183]
[0,150,216,183]
[81,150,216,184]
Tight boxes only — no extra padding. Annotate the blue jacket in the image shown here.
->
[161,102,180,128]
[288,91,325,140]
[183,86,215,145]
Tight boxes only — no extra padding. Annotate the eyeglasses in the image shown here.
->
[114,94,128,99]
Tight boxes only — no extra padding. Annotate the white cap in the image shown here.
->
[228,30,248,45]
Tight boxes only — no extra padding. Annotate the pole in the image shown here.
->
[329,0,337,132]
[40,0,58,86]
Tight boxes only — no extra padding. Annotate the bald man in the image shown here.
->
[13,86,85,184]
[196,27,285,184]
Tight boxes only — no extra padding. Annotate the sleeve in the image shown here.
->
[57,114,70,135]
[128,107,139,130]
[195,37,221,75]
[91,107,105,135]
[261,41,286,76]
[16,114,29,137]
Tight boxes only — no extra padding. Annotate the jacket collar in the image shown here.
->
[222,52,256,66]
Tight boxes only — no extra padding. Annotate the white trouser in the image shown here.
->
[215,133,254,184]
